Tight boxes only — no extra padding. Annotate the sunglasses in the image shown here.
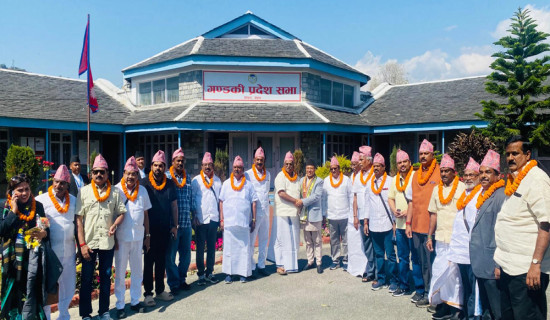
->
[92,169,106,175]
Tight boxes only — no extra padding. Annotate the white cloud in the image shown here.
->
[444,25,458,32]
[402,49,452,81]
[491,4,550,40]
[353,51,382,79]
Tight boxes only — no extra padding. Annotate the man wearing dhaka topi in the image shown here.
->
[273,151,301,275]
[245,147,271,277]
[495,135,550,319]
[219,156,258,283]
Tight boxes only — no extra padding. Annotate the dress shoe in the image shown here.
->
[116,309,126,319]
[317,265,323,274]
[302,263,315,271]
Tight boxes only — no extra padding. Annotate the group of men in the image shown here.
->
[37,133,549,320]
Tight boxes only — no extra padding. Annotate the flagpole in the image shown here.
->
[86,14,90,175]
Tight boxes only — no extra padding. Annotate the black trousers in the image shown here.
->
[500,271,549,320]
[478,278,501,320]
[458,264,476,320]
[143,232,169,296]
[411,232,435,294]
[195,221,219,277]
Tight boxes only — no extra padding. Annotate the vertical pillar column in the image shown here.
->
[441,131,445,153]
[322,132,327,162]
[45,129,50,189]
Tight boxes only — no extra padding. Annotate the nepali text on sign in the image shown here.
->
[203,71,301,102]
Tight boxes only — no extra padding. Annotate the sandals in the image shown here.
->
[155,291,174,301]
[362,275,374,283]
[143,295,156,307]
[276,267,287,275]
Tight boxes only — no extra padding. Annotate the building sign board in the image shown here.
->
[203,71,301,102]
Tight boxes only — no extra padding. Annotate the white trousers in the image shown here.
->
[223,226,252,277]
[115,240,144,309]
[273,216,300,273]
[429,242,463,309]
[249,214,269,270]
[43,253,76,320]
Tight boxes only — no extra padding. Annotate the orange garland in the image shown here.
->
[504,160,537,196]
[200,170,213,189]
[417,159,437,186]
[148,171,166,191]
[456,184,482,210]
[330,172,344,188]
[352,172,358,183]
[7,195,37,222]
[48,185,70,213]
[170,166,187,188]
[476,180,505,209]
[438,176,459,205]
[395,168,413,192]
[92,180,111,202]
[371,172,388,195]
[121,178,139,202]
[230,173,246,191]
[360,168,373,185]
[252,164,266,182]
[282,167,297,182]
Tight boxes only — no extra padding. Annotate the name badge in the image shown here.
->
[513,192,522,198]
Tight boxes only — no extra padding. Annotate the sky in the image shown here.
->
[1,0,549,89]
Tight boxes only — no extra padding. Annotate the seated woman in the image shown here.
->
[0,174,49,319]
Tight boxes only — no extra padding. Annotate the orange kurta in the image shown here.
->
[411,162,441,234]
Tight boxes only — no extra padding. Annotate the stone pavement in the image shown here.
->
[56,240,550,320]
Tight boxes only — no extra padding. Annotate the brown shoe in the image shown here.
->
[277,267,287,275]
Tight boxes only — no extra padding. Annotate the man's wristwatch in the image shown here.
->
[145,234,151,238]
[532,258,540,265]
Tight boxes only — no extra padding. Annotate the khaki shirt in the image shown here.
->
[274,171,301,217]
[388,172,413,230]
[76,183,127,250]
[495,166,550,275]
[427,180,466,243]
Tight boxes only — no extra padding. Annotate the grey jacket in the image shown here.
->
[470,187,506,279]
[300,176,324,223]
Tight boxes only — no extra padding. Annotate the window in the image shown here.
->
[50,132,72,169]
[139,133,179,163]
[326,134,352,160]
[418,133,439,153]
[138,76,179,106]
[319,78,355,108]
[221,24,276,39]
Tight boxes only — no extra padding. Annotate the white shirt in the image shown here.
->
[72,173,84,189]
[191,174,222,224]
[323,174,352,220]
[365,174,394,232]
[274,171,301,217]
[449,188,481,264]
[35,192,77,259]
[219,176,259,228]
[245,168,271,218]
[115,182,152,242]
[351,172,369,220]
[138,168,146,179]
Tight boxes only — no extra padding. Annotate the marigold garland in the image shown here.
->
[7,195,37,222]
[252,164,266,182]
[170,166,187,188]
[476,180,505,209]
[456,184,481,210]
[148,171,166,191]
[282,167,297,182]
[330,172,344,188]
[438,176,459,205]
[395,168,413,192]
[417,159,437,186]
[48,185,70,213]
[360,168,373,185]
[504,160,537,196]
[230,173,246,191]
[371,172,388,195]
[92,180,111,202]
[121,178,139,202]
[200,170,213,189]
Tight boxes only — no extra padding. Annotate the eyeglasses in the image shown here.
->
[330,168,339,171]
[463,173,479,178]
[92,169,106,175]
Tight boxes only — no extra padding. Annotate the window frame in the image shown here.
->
[138,76,180,106]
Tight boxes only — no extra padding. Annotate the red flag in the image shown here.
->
[78,15,98,113]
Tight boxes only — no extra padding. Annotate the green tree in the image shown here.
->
[476,8,550,149]
[4,145,41,191]
[214,148,229,181]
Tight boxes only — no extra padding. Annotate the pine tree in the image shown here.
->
[476,8,550,148]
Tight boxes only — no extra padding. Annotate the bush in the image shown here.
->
[315,154,351,179]
[293,149,305,177]
[389,145,400,176]
[214,148,228,181]
[5,145,42,192]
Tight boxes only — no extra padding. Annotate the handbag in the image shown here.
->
[375,180,397,244]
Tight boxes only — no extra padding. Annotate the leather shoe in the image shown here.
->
[179,282,191,291]
[302,263,315,271]
[257,268,269,276]
[116,309,126,319]
[317,265,323,274]
[130,302,146,313]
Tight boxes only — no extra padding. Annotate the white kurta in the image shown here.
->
[449,188,481,264]
[245,168,271,270]
[347,176,368,277]
[114,183,152,309]
[429,242,463,309]
[220,177,258,277]
[36,192,77,320]
[322,175,352,220]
